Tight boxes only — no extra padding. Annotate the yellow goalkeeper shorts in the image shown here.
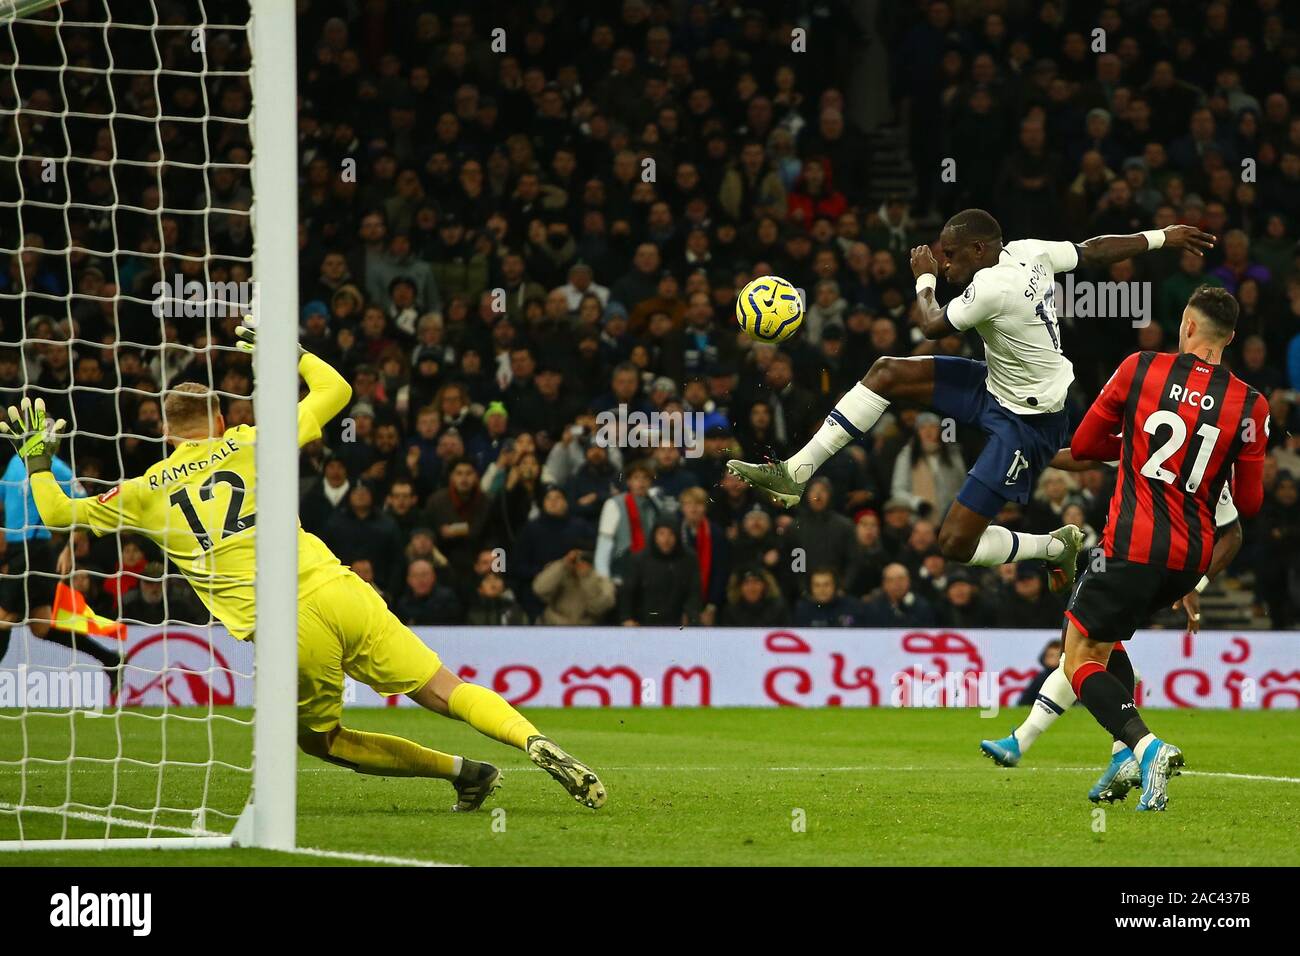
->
[296,571,442,733]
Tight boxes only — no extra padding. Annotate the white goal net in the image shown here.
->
[0,0,297,851]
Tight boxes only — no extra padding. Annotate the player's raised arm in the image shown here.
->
[1076,223,1216,268]
[296,351,352,435]
[236,320,352,446]
[909,243,960,339]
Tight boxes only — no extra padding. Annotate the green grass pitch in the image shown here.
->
[2,707,1297,866]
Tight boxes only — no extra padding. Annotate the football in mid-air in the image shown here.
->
[736,274,804,343]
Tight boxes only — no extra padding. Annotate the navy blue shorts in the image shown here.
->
[930,357,1069,518]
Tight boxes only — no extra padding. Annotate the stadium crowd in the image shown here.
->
[1,0,1298,631]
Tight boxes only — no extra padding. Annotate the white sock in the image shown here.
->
[450,755,464,777]
[967,526,1064,566]
[1132,733,1157,762]
[786,383,890,483]
[1014,665,1075,753]
[1111,740,1128,756]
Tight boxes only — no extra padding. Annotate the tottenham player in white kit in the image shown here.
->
[980,481,1243,802]
[728,209,1215,590]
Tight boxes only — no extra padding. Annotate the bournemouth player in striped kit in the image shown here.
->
[1061,286,1269,811]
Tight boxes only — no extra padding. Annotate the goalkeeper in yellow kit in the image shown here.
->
[0,325,605,812]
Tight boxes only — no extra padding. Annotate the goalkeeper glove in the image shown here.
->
[0,397,66,474]
[236,316,304,354]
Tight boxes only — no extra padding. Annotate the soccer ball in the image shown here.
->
[736,275,804,343]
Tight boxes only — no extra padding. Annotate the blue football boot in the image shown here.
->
[980,730,1022,767]
[1135,739,1185,812]
[1088,749,1141,803]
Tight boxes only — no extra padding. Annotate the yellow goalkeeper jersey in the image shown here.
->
[31,353,353,640]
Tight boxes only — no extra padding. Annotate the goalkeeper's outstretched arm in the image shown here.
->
[236,320,351,444]
[297,351,352,444]
[18,348,353,533]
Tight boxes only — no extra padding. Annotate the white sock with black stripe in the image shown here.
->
[786,383,890,483]
[967,525,1065,566]
[1013,665,1074,753]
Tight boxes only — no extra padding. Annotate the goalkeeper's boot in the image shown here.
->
[526,735,606,809]
[1047,524,1086,594]
[451,759,501,812]
[725,458,806,509]
[1088,749,1141,803]
[979,730,1021,767]
[1135,739,1184,812]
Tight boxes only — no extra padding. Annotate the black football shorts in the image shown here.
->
[1065,555,1201,645]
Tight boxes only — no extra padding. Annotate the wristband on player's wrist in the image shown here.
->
[25,454,52,475]
[915,273,937,295]
[1194,575,1210,594]
[1142,229,1166,250]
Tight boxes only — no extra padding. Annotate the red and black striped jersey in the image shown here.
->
[1071,350,1270,574]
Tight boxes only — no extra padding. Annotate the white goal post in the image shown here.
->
[239,0,297,854]
[0,0,297,852]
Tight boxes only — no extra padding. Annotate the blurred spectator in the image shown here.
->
[393,558,461,626]
[890,412,965,518]
[678,487,728,625]
[618,518,702,627]
[466,572,528,626]
[323,482,404,587]
[383,478,421,538]
[299,452,351,535]
[937,569,997,628]
[721,568,789,627]
[120,561,209,626]
[731,505,785,586]
[860,563,937,627]
[1026,469,1083,533]
[595,461,665,583]
[422,458,491,574]
[1255,472,1300,629]
[793,568,866,627]
[533,547,616,626]
[843,510,889,598]
[564,436,621,523]
[995,564,1066,629]
[785,478,857,590]
[103,537,148,611]
[511,486,593,614]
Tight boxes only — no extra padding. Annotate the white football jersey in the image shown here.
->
[1214,481,1237,528]
[943,238,1078,415]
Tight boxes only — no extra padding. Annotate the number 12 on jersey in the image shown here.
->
[168,469,257,551]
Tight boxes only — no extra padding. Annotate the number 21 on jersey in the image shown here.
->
[1140,410,1219,493]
